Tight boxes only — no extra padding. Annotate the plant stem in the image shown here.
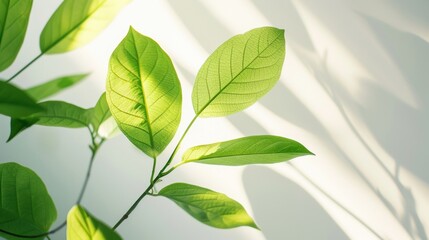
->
[164,115,198,170]
[6,52,44,83]
[113,115,198,229]
[150,157,157,184]
[77,138,105,204]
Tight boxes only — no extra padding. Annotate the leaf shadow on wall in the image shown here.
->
[243,166,348,240]
[167,0,428,239]
[249,0,429,239]
[166,0,368,239]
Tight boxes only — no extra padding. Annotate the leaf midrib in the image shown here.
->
[130,31,155,152]
[196,31,283,116]
[0,0,11,48]
[33,113,88,126]
[162,193,241,217]
[184,151,308,163]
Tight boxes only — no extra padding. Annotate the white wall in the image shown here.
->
[0,0,428,239]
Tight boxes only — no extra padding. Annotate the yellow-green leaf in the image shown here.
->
[159,183,258,229]
[67,205,122,240]
[40,0,131,54]
[192,27,285,117]
[106,27,182,157]
[182,135,313,166]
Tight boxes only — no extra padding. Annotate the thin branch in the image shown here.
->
[113,115,198,229]
[6,53,44,83]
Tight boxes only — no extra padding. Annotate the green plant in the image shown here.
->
[0,1,313,239]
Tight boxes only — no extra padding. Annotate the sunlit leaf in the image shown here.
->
[0,0,33,71]
[26,74,88,101]
[192,27,285,117]
[67,205,122,240]
[159,183,258,229]
[40,0,131,54]
[182,135,313,166]
[27,101,90,128]
[0,81,43,118]
[106,27,182,157]
[0,162,57,240]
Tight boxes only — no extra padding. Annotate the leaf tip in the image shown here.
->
[250,222,261,230]
[6,135,13,143]
[128,25,137,34]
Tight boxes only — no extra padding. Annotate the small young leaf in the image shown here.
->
[67,205,122,240]
[0,81,44,118]
[27,101,90,128]
[26,74,88,101]
[159,183,258,229]
[182,135,312,166]
[0,162,57,240]
[192,27,285,117]
[87,93,111,133]
[0,0,33,71]
[40,0,131,54]
[106,27,182,157]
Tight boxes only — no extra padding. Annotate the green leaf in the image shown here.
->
[182,135,313,166]
[159,183,258,229]
[26,74,88,101]
[7,118,36,142]
[87,93,111,133]
[67,205,122,240]
[0,0,33,71]
[6,74,88,141]
[0,81,44,118]
[0,162,57,240]
[106,27,182,157]
[27,101,90,128]
[40,0,131,54]
[192,27,285,117]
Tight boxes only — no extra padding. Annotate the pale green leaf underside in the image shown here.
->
[0,162,57,240]
[67,205,122,240]
[159,183,258,229]
[0,81,43,118]
[0,0,33,71]
[106,27,182,157]
[97,116,119,139]
[192,26,285,117]
[27,101,90,128]
[40,0,131,54]
[26,74,88,101]
[182,135,313,166]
